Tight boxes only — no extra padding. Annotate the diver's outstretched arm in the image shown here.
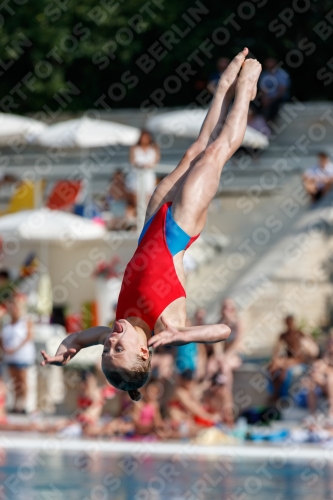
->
[148,317,231,348]
[40,326,111,366]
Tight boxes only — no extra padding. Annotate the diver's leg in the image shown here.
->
[145,49,249,221]
[171,58,262,235]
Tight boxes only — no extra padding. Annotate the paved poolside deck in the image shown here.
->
[1,432,333,461]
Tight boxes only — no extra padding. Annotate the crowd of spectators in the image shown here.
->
[0,288,331,442]
[82,55,293,231]
[0,55,332,441]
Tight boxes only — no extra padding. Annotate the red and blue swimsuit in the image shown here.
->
[116,202,199,329]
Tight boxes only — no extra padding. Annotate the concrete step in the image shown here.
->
[269,101,333,146]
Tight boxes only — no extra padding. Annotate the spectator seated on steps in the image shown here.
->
[268,315,319,401]
[303,152,333,202]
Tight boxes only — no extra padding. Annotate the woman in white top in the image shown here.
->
[127,130,160,208]
[0,294,35,413]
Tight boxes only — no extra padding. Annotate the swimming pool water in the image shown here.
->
[1,449,333,500]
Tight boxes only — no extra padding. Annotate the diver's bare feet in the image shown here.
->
[236,58,262,100]
[217,47,249,96]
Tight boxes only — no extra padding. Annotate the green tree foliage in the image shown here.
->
[0,0,332,114]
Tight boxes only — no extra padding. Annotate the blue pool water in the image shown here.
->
[1,450,333,499]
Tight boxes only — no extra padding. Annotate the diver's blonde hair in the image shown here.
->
[102,353,152,402]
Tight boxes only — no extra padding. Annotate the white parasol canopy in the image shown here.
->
[0,113,46,144]
[146,109,269,149]
[0,208,106,244]
[33,117,140,148]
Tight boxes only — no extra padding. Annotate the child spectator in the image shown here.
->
[44,371,116,437]
[167,370,220,436]
[131,379,164,436]
[75,371,107,432]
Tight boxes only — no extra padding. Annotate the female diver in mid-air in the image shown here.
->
[41,49,262,401]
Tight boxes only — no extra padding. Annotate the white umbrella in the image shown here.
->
[147,109,205,138]
[33,117,140,148]
[146,109,269,149]
[0,113,46,144]
[0,208,106,244]
[0,210,108,320]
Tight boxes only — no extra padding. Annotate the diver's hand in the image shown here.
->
[40,348,77,366]
[148,316,182,348]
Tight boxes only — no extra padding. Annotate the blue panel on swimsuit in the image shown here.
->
[138,206,191,256]
[165,206,190,256]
